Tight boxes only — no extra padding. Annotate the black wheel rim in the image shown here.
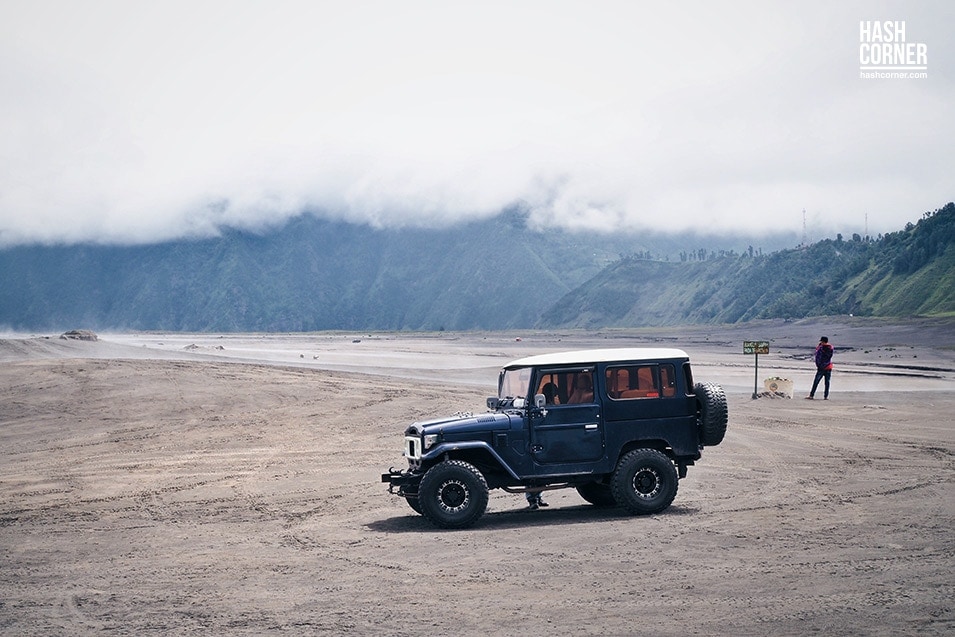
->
[437,479,469,513]
[632,467,661,499]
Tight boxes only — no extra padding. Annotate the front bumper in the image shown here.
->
[381,467,422,495]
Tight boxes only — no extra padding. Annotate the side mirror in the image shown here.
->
[487,397,500,411]
[534,394,546,409]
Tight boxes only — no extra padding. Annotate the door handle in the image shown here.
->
[584,423,598,431]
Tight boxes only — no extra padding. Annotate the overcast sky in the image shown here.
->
[1,0,952,246]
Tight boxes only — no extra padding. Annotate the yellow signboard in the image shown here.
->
[743,340,769,355]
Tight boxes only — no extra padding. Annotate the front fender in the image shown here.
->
[421,440,521,480]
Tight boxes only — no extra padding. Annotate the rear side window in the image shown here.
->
[682,362,694,395]
[606,364,677,400]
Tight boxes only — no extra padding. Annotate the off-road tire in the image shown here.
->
[418,460,489,529]
[396,484,423,514]
[576,481,616,507]
[403,493,423,514]
[695,381,728,446]
[611,448,678,515]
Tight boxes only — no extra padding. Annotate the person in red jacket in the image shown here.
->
[806,336,834,400]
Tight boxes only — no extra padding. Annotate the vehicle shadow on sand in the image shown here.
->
[366,504,699,533]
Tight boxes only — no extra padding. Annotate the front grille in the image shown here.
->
[404,435,421,460]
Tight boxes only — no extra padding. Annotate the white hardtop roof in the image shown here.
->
[504,347,689,369]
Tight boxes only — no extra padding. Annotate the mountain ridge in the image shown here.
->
[1,203,950,332]
[538,202,955,328]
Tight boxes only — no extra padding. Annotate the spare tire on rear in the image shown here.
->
[695,382,728,446]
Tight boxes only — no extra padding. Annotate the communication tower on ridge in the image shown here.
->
[802,208,807,246]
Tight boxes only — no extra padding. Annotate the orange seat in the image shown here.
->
[619,389,655,399]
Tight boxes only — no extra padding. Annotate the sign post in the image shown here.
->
[743,341,769,399]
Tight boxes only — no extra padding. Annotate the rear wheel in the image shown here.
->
[576,481,616,507]
[418,460,489,529]
[611,449,678,515]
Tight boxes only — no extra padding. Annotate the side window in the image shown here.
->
[605,367,630,398]
[606,364,676,400]
[535,372,562,404]
[566,371,594,404]
[682,362,694,396]
[535,369,594,405]
[660,364,677,397]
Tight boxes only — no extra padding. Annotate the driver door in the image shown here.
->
[530,368,604,464]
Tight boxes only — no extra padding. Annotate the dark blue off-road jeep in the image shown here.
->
[382,348,727,528]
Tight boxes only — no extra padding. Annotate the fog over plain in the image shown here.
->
[1,1,952,247]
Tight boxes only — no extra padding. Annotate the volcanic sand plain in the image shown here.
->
[1,318,953,635]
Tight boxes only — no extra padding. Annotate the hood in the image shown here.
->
[405,412,512,437]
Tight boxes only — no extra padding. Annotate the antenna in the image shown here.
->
[802,209,807,246]
[865,212,868,238]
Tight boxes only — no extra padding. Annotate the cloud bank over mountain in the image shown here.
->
[1,1,952,246]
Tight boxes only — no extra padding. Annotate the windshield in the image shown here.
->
[499,367,532,400]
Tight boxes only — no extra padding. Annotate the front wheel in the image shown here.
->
[402,492,423,514]
[418,460,489,529]
[396,484,423,514]
[611,449,678,515]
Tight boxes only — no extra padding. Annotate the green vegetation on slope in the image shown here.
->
[540,202,955,328]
